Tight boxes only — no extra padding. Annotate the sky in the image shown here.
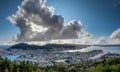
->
[0,0,120,42]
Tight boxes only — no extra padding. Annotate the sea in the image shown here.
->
[0,44,120,60]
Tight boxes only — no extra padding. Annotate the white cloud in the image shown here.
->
[94,36,107,45]
[8,0,82,42]
[8,0,120,45]
[108,28,120,44]
[110,28,120,40]
[108,39,120,44]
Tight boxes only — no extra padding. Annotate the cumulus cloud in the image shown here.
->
[94,36,107,45]
[93,28,120,45]
[110,28,120,40]
[108,39,120,44]
[75,29,94,44]
[60,20,82,39]
[108,28,120,44]
[8,0,82,42]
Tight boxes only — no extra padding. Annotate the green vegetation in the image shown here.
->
[88,58,120,72]
[0,56,120,72]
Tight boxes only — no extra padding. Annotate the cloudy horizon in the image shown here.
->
[0,0,120,44]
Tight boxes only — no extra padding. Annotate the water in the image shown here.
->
[1,45,120,60]
[63,46,120,53]
[79,46,120,53]
[0,44,18,61]
[2,55,19,61]
[63,46,120,59]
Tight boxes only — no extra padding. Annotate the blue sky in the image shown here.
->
[0,0,120,41]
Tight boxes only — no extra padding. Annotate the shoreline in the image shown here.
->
[0,43,120,66]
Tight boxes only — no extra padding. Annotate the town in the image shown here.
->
[0,43,120,67]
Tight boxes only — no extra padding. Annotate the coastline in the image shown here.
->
[0,43,120,66]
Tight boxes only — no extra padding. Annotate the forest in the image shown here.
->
[0,56,120,72]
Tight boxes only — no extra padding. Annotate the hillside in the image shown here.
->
[9,43,90,50]
[0,56,120,72]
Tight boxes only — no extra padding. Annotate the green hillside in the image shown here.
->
[0,56,120,72]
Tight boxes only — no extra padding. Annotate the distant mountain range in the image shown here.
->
[1,43,120,50]
[9,43,90,50]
